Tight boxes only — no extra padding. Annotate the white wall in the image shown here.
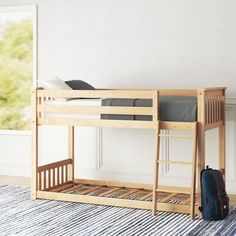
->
[1,0,236,94]
[0,131,31,176]
[0,0,236,193]
[42,0,236,96]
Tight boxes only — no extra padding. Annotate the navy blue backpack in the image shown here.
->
[199,166,229,221]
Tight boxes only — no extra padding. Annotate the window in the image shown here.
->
[0,7,35,130]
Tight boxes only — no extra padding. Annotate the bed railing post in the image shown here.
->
[31,88,38,199]
[68,126,75,182]
[219,89,226,179]
[197,89,205,216]
[152,90,160,215]
[152,90,159,125]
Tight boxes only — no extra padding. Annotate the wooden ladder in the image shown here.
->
[152,121,198,220]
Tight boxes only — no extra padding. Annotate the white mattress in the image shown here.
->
[44,98,102,119]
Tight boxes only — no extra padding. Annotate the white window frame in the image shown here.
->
[0,5,38,135]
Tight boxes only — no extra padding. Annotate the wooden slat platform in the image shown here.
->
[36,181,198,215]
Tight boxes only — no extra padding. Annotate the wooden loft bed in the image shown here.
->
[31,87,226,220]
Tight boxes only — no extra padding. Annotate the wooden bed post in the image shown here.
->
[31,88,38,199]
[68,126,75,182]
[152,90,160,216]
[190,122,197,220]
[197,89,206,216]
[152,121,160,215]
[219,90,226,179]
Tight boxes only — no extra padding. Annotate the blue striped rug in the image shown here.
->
[0,185,235,236]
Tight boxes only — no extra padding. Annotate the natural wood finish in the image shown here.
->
[75,178,153,190]
[3,176,235,206]
[118,189,140,199]
[181,198,191,205]
[37,159,72,172]
[152,90,159,123]
[203,87,227,91]
[48,169,51,188]
[160,122,197,131]
[43,181,74,192]
[31,89,38,199]
[159,134,193,139]
[32,87,226,218]
[204,121,224,131]
[98,188,120,197]
[43,171,46,190]
[68,126,74,182]
[219,91,226,179]
[190,122,197,220]
[157,160,193,166]
[78,186,102,195]
[139,192,153,201]
[197,90,205,217]
[62,184,82,193]
[204,88,226,96]
[75,178,193,193]
[219,125,226,178]
[37,191,191,214]
[160,193,177,203]
[51,183,75,192]
[53,168,56,187]
[152,122,160,215]
[38,118,155,129]
[156,187,191,194]
[37,159,72,191]
[38,172,42,190]
[38,104,153,116]
[57,167,60,184]
[159,89,197,97]
[61,165,64,184]
[37,89,155,99]
[204,95,223,125]
[153,121,198,219]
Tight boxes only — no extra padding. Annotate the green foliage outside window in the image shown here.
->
[0,19,32,130]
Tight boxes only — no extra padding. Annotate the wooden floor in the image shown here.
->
[0,175,236,206]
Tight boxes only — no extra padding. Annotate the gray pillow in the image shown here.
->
[65,80,95,90]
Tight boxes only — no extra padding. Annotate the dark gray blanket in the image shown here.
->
[101,96,197,122]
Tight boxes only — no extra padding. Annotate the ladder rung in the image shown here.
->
[156,188,191,194]
[157,160,192,165]
[159,134,193,139]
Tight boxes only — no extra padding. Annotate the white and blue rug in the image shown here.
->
[0,184,235,236]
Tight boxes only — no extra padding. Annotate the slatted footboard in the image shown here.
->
[37,159,73,191]
[198,87,226,130]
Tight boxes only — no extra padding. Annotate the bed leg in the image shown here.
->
[31,89,38,200]
[219,125,226,180]
[197,124,205,217]
[152,122,160,216]
[68,126,75,182]
[190,122,197,220]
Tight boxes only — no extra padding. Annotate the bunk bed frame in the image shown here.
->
[31,87,226,219]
